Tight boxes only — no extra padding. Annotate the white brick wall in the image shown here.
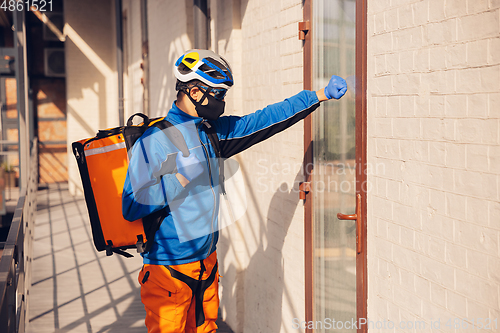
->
[368,0,500,331]
[65,0,118,195]
[215,1,306,332]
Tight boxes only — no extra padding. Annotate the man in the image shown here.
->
[122,49,347,333]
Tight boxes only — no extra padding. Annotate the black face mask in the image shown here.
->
[186,87,225,121]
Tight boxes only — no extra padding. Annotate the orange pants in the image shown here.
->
[138,251,219,333]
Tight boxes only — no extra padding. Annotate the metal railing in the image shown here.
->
[0,138,38,333]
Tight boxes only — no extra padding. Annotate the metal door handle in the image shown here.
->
[337,194,362,254]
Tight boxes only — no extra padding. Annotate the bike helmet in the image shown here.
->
[174,49,234,90]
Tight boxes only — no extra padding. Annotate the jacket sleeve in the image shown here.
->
[213,90,320,157]
[122,128,185,221]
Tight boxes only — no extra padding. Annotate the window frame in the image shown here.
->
[302,0,368,331]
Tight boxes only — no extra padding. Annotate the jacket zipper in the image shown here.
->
[197,121,216,258]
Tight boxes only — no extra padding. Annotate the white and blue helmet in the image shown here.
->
[174,49,234,90]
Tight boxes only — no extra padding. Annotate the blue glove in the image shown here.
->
[324,75,347,100]
[176,152,204,182]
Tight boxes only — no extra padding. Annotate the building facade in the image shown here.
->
[367,0,500,331]
[64,0,500,332]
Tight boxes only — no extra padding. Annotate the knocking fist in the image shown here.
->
[324,75,347,100]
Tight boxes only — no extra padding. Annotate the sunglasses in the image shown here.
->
[197,85,228,101]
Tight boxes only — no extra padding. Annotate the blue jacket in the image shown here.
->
[122,90,320,265]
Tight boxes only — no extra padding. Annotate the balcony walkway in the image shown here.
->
[26,183,233,333]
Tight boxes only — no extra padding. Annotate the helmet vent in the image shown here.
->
[199,64,225,79]
[205,58,233,81]
[174,50,234,89]
[177,63,192,74]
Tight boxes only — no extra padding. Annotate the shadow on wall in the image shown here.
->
[64,0,117,195]
[66,33,108,135]
[65,26,108,135]
[219,171,303,333]
[215,0,248,54]
[247,176,302,333]
[38,146,68,183]
[65,0,120,135]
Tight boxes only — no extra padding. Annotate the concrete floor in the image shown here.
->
[26,183,233,333]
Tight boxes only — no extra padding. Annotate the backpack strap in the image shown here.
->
[126,113,151,126]
[201,121,221,158]
[124,114,190,157]
[140,208,169,254]
[152,119,190,157]
[124,114,190,254]
[126,115,224,254]
[105,240,134,258]
[201,121,225,194]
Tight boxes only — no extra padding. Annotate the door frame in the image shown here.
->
[303,0,368,331]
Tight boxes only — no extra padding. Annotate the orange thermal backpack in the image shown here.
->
[72,113,189,257]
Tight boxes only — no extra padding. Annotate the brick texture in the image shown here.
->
[368,0,500,330]
[214,1,306,332]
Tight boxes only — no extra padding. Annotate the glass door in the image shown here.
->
[310,0,363,332]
